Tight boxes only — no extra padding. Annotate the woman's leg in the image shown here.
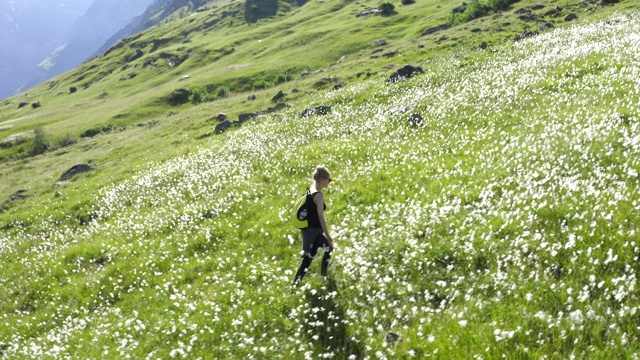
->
[293,255,313,285]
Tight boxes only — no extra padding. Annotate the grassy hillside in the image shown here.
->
[1,0,640,358]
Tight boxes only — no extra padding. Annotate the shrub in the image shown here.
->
[190,87,212,104]
[31,102,41,109]
[216,87,230,99]
[29,126,49,156]
[379,2,396,16]
[402,0,415,4]
[69,86,77,94]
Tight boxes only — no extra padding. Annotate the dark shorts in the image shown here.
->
[301,228,330,259]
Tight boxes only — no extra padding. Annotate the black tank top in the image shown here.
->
[306,192,326,229]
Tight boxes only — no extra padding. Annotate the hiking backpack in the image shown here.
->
[291,189,311,229]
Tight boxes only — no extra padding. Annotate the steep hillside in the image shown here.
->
[1,0,639,357]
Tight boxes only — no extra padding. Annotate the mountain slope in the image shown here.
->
[24,0,156,93]
[0,0,93,98]
[0,0,639,357]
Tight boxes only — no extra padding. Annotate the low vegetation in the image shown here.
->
[0,0,639,357]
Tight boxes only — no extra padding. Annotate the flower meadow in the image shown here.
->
[2,12,640,359]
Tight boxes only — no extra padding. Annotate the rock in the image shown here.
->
[421,24,450,36]
[60,164,94,181]
[0,133,28,149]
[18,102,28,108]
[53,181,71,188]
[383,51,399,58]
[514,30,538,41]
[408,113,424,127]
[565,13,577,21]
[386,64,424,84]
[271,90,286,103]
[539,22,555,31]
[216,113,228,121]
[386,331,402,344]
[266,103,295,113]
[389,106,413,115]
[197,132,212,140]
[247,94,257,101]
[215,120,232,134]
[238,113,258,123]
[531,4,545,10]
[300,105,331,117]
[1,190,28,210]
[8,190,28,201]
[333,84,344,91]
[544,6,563,16]
[470,28,482,33]
[452,5,466,14]
[373,40,388,47]
[355,9,381,17]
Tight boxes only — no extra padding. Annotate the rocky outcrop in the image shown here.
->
[60,164,94,181]
[386,65,424,84]
[300,105,331,117]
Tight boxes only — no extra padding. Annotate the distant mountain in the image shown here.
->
[24,0,156,92]
[0,0,92,98]
[94,0,209,57]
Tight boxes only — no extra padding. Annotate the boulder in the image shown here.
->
[300,105,332,117]
[271,90,286,103]
[373,40,388,47]
[565,13,577,21]
[197,132,212,140]
[386,65,424,84]
[266,103,295,113]
[1,190,28,210]
[544,6,563,16]
[539,22,555,31]
[18,102,28,108]
[514,30,538,41]
[238,113,258,123]
[452,4,467,14]
[247,94,257,101]
[333,84,344,91]
[389,106,413,115]
[531,4,545,10]
[60,164,94,181]
[386,331,402,344]
[408,113,424,127]
[216,113,227,121]
[215,120,232,134]
[421,24,450,36]
[356,9,381,17]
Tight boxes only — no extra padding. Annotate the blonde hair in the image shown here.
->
[311,166,331,189]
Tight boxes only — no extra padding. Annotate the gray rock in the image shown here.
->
[60,164,94,181]
[271,90,286,103]
[408,113,424,127]
[565,13,577,21]
[216,113,227,121]
[300,105,332,117]
[356,9,381,17]
[238,113,258,123]
[386,65,424,84]
[215,120,232,134]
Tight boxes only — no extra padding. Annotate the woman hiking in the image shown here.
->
[292,166,335,286]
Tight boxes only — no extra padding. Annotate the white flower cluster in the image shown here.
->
[1,12,640,359]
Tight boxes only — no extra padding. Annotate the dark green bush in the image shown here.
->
[379,2,396,16]
[29,126,49,156]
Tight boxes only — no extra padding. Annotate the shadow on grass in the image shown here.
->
[304,276,364,358]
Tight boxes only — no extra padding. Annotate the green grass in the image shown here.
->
[1,0,640,358]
